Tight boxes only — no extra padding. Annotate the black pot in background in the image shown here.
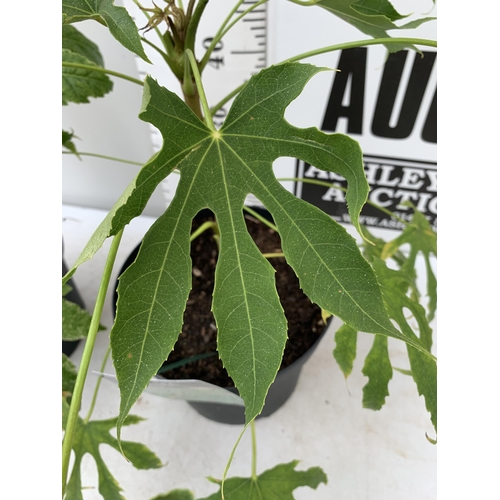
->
[62,257,86,357]
[113,208,331,425]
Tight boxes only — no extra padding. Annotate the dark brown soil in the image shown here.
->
[158,209,326,387]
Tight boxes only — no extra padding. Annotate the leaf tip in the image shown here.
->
[425,432,437,445]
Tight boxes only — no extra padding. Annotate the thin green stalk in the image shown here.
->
[251,420,257,480]
[156,352,217,374]
[141,36,184,80]
[262,252,284,259]
[209,83,244,117]
[242,206,277,232]
[276,177,409,225]
[288,0,319,5]
[140,36,169,61]
[185,49,215,131]
[200,0,268,72]
[221,423,251,500]
[186,0,196,18]
[217,0,268,45]
[62,62,144,86]
[184,0,209,54]
[84,346,111,423]
[62,229,124,498]
[283,37,437,64]
[199,0,244,72]
[190,220,219,242]
[209,37,436,116]
[62,151,144,166]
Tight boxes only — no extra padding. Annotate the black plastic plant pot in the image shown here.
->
[187,327,328,425]
[113,208,331,425]
[62,254,85,357]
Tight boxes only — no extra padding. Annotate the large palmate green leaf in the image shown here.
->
[313,0,435,52]
[62,0,150,62]
[199,461,327,500]
[62,399,162,500]
[109,62,429,439]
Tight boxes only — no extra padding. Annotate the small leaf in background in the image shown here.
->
[63,129,81,157]
[407,344,437,434]
[62,354,78,401]
[62,49,113,105]
[333,323,357,378]
[62,281,73,297]
[62,24,104,66]
[62,0,150,62]
[62,298,92,341]
[62,400,163,500]
[350,0,408,21]
[62,298,105,341]
[381,207,437,322]
[62,0,104,23]
[372,258,436,431]
[313,0,435,52]
[150,491,196,500]
[199,461,327,500]
[361,334,392,410]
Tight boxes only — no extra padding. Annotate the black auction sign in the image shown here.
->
[295,47,437,231]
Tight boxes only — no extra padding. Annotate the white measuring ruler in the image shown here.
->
[123,0,271,207]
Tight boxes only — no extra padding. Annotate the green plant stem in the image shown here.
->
[250,420,257,480]
[190,220,219,242]
[186,0,196,18]
[184,0,209,54]
[141,36,184,80]
[84,346,111,423]
[262,252,284,259]
[156,352,217,374]
[185,49,215,131]
[62,151,144,166]
[209,83,244,117]
[284,37,437,64]
[242,206,277,232]
[222,423,250,500]
[288,0,319,5]
[62,229,124,499]
[199,0,245,72]
[276,177,409,225]
[200,0,268,72]
[62,62,144,86]
[209,37,436,116]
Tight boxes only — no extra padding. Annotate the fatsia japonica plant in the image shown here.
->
[62,0,437,498]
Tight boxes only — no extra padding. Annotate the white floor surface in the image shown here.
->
[62,203,436,500]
